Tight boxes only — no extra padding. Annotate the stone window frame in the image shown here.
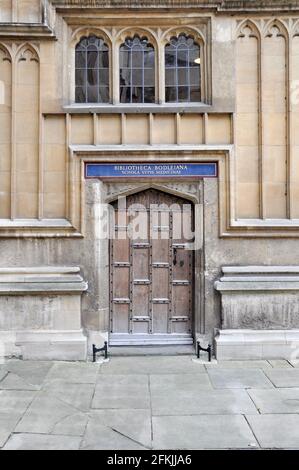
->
[160,28,206,104]
[70,28,113,104]
[70,26,206,106]
[119,34,156,104]
[164,32,202,103]
[75,35,110,104]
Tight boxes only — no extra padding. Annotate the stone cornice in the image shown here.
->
[215,266,299,292]
[0,24,56,40]
[0,267,88,295]
[51,0,299,12]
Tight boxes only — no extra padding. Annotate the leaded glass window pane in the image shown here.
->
[75,36,110,103]
[165,34,201,103]
[119,35,155,104]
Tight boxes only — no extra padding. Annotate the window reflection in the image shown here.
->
[75,36,110,103]
[165,34,201,103]
[120,35,155,104]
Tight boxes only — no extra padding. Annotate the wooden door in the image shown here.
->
[109,189,194,345]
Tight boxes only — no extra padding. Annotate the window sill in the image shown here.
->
[0,219,73,228]
[63,102,212,114]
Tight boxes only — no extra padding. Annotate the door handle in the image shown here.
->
[173,248,177,266]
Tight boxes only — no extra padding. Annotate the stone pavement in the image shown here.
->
[1,356,299,450]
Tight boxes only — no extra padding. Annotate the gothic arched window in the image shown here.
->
[75,36,109,103]
[165,34,201,103]
[119,35,155,104]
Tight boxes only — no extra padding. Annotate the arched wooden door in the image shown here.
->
[109,188,194,345]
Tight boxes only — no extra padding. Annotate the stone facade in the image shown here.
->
[0,0,299,360]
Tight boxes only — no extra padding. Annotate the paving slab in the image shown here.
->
[0,368,7,382]
[52,413,88,437]
[15,392,86,435]
[45,362,99,384]
[248,388,299,414]
[289,361,299,368]
[150,373,212,391]
[264,368,299,387]
[3,360,53,386]
[0,390,37,448]
[153,415,258,449]
[81,410,151,450]
[3,433,82,450]
[0,372,40,391]
[268,360,293,369]
[3,358,299,450]
[205,360,272,370]
[151,388,258,415]
[207,368,273,389]
[0,390,36,414]
[0,413,24,448]
[93,375,150,409]
[246,414,299,449]
[43,381,95,412]
[100,356,205,375]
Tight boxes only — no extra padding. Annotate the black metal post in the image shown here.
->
[197,341,212,362]
[92,341,108,362]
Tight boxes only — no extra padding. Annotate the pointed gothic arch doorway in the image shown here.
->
[109,188,195,345]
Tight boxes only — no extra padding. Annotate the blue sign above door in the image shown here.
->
[85,163,217,179]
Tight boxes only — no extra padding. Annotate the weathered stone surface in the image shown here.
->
[92,375,150,409]
[0,390,36,414]
[0,373,40,391]
[2,357,299,449]
[268,360,293,369]
[52,413,88,437]
[2,433,82,450]
[246,415,299,449]
[150,374,212,391]
[20,335,88,361]
[45,362,99,384]
[153,415,258,449]
[206,360,272,370]
[0,390,37,447]
[151,388,258,416]
[110,345,195,356]
[0,296,80,330]
[43,381,95,411]
[51,0,299,12]
[264,369,299,388]
[81,410,151,450]
[220,293,299,329]
[15,392,86,435]
[248,388,299,414]
[3,360,53,385]
[0,268,87,360]
[206,368,273,389]
[215,267,299,330]
[2,0,299,361]
[100,356,205,375]
[216,329,299,361]
[0,413,21,448]
[0,368,7,382]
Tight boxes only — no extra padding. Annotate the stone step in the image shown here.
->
[109,345,196,356]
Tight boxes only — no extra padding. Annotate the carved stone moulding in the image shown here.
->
[51,0,299,12]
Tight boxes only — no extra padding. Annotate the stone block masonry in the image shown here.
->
[0,267,88,361]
